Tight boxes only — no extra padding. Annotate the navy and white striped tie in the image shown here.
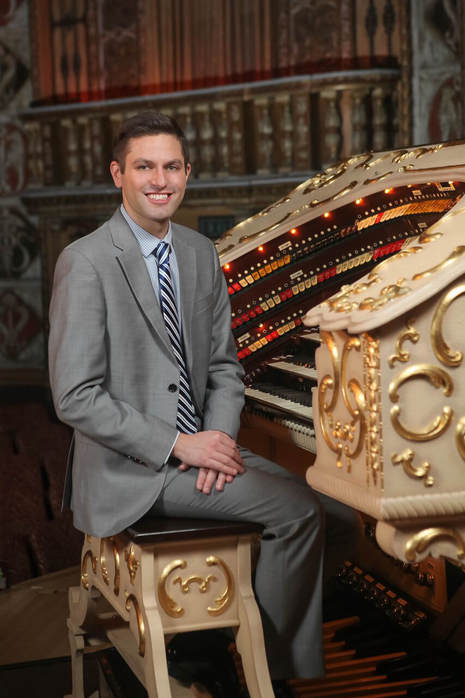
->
[154,241,198,434]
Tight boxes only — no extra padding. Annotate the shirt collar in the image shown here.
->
[120,204,173,258]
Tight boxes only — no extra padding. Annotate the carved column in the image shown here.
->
[254,96,273,175]
[78,116,92,186]
[61,118,80,187]
[275,94,293,173]
[24,121,44,188]
[213,101,229,177]
[228,102,246,175]
[319,89,341,168]
[90,116,106,182]
[41,121,56,186]
[371,86,389,151]
[177,106,197,176]
[351,88,369,155]
[292,92,311,172]
[196,104,215,179]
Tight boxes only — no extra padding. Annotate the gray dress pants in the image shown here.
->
[149,447,358,680]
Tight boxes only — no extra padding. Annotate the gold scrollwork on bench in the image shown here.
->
[389,364,453,441]
[158,557,234,618]
[125,593,145,656]
[125,543,139,584]
[99,538,121,595]
[81,550,97,590]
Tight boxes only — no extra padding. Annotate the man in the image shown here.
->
[49,112,356,695]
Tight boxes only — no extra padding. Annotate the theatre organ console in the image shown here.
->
[216,144,465,627]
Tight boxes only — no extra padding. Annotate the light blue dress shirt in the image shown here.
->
[120,204,182,329]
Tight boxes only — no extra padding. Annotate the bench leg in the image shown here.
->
[67,618,86,698]
[139,590,172,697]
[234,540,274,698]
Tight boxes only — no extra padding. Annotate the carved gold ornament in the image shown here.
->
[318,332,366,472]
[391,449,434,487]
[205,555,235,616]
[412,246,465,281]
[455,417,465,461]
[158,556,234,618]
[418,230,443,244]
[389,364,453,441]
[431,284,465,367]
[302,161,350,194]
[363,171,394,186]
[308,181,358,210]
[100,539,109,586]
[391,144,443,163]
[326,276,379,313]
[358,279,410,312]
[388,319,419,367]
[81,549,97,590]
[125,543,139,584]
[405,527,465,562]
[362,333,383,487]
[125,594,145,656]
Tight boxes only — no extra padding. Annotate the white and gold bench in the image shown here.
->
[67,517,274,697]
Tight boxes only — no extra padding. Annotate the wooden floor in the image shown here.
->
[0,566,208,697]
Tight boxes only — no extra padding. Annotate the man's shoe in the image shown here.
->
[272,679,294,697]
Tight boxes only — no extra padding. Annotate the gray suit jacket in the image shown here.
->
[48,209,245,537]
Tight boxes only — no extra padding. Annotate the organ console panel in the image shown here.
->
[216,143,465,620]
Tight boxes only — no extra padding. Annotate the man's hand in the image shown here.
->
[173,431,244,494]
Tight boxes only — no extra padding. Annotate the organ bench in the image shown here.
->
[67,517,273,698]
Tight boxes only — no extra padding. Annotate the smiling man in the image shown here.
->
[48,112,356,696]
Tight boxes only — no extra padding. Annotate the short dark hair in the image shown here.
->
[112,111,190,172]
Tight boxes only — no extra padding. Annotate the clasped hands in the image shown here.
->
[172,430,244,494]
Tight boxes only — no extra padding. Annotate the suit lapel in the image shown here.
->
[109,210,173,357]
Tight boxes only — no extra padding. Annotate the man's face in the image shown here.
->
[110,133,191,237]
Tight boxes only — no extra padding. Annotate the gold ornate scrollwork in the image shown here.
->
[371,247,422,278]
[158,560,186,618]
[326,276,379,313]
[100,539,109,586]
[206,556,234,616]
[431,284,465,367]
[363,171,394,186]
[125,543,139,584]
[158,556,234,618]
[405,527,465,562]
[125,594,145,656]
[455,417,465,461]
[362,333,383,487]
[418,230,443,244]
[81,550,97,590]
[412,246,465,281]
[111,537,120,596]
[358,279,410,312]
[319,332,366,472]
[173,574,217,593]
[389,364,454,441]
[388,319,419,368]
[389,364,453,441]
[391,449,434,487]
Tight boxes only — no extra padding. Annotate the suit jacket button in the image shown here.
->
[168,384,177,392]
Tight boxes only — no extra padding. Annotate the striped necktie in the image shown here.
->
[154,241,198,434]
